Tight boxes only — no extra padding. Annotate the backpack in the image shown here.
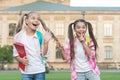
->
[36,31,45,63]
[86,35,90,45]
[36,30,43,46]
[36,30,49,73]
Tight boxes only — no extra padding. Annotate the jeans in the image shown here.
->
[76,70,100,80]
[21,72,45,80]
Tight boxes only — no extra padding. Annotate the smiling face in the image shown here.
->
[25,12,40,31]
[74,22,87,37]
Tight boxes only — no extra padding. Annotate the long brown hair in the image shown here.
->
[68,19,98,61]
[16,11,59,44]
[16,12,40,33]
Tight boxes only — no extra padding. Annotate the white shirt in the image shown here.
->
[13,29,49,74]
[74,39,91,72]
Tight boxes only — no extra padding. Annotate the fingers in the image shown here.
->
[44,31,52,43]
[76,32,81,37]
[76,32,85,42]
[22,56,29,65]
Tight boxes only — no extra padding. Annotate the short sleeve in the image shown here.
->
[13,35,19,57]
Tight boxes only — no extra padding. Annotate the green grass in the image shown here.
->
[0,71,120,80]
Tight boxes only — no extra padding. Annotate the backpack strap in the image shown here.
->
[36,30,43,46]
[86,35,90,45]
[36,30,46,64]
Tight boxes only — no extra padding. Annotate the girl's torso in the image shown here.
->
[74,38,91,72]
[14,29,45,74]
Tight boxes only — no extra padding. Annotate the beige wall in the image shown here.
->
[0,11,120,63]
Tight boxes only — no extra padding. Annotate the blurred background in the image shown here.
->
[0,0,120,72]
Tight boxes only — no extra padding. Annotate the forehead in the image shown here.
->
[76,22,86,27]
[29,12,40,17]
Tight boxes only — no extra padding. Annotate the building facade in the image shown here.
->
[0,0,120,70]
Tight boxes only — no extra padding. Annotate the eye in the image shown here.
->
[32,17,35,20]
[37,18,40,21]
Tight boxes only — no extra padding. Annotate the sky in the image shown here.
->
[71,0,120,7]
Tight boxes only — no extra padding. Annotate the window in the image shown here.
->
[104,46,112,59]
[104,23,112,36]
[9,23,16,36]
[55,22,64,35]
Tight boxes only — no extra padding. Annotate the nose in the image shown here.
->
[79,28,83,31]
[79,28,84,33]
[35,19,40,23]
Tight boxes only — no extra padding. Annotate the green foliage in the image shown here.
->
[0,45,13,63]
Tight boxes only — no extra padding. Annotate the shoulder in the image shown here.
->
[14,29,25,41]
[36,30,43,39]
[36,30,43,36]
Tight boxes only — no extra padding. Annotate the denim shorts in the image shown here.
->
[76,70,100,80]
[21,72,45,80]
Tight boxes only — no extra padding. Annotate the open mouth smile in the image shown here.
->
[32,23,39,26]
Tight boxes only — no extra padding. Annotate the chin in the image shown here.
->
[31,28,37,31]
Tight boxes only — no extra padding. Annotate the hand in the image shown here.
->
[77,32,85,42]
[56,41,63,50]
[44,31,52,43]
[21,56,29,65]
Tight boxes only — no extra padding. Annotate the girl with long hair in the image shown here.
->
[13,11,51,80]
[57,19,100,80]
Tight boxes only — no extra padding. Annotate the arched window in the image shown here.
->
[9,23,16,36]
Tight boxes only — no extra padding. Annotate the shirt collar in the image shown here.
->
[34,31,38,39]
[24,28,38,39]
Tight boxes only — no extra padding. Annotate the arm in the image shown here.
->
[15,56,28,65]
[42,31,51,56]
[77,32,92,56]
[81,41,91,56]
[43,41,49,56]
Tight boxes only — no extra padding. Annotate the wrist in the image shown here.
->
[44,40,48,44]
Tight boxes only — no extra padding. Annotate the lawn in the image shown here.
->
[0,71,120,80]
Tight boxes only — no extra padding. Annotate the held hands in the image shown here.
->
[56,41,64,50]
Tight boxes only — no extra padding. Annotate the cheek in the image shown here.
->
[84,29,87,32]
[74,29,79,33]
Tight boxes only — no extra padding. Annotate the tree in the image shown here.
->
[0,45,13,70]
